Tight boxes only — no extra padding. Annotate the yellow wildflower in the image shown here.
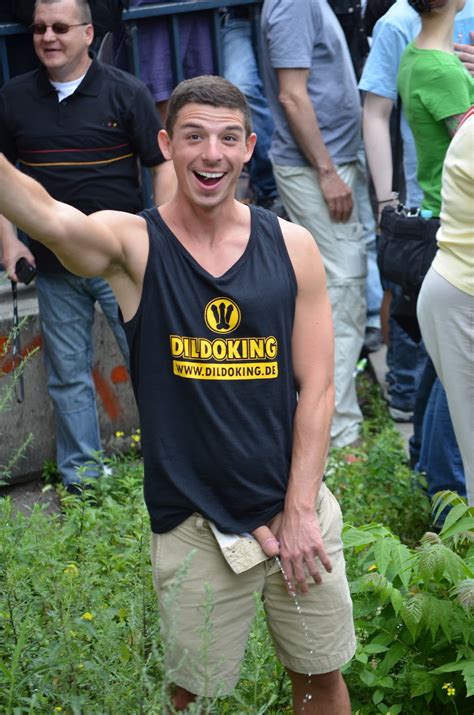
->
[63,563,79,576]
[81,612,94,621]
[131,434,140,443]
[115,430,125,438]
[442,682,456,696]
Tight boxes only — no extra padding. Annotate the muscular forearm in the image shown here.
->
[285,380,334,515]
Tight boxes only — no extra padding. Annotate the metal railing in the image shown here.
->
[0,1,264,87]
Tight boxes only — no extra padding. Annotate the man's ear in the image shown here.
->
[244,132,257,163]
[85,23,94,47]
[158,129,172,160]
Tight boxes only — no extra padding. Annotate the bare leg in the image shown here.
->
[287,669,351,715]
[167,685,198,713]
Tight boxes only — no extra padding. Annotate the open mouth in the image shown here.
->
[193,170,226,188]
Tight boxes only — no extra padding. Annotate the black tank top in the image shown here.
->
[122,205,297,534]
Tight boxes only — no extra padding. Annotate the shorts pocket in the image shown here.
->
[334,221,367,279]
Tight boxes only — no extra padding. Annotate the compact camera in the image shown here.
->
[15,257,36,285]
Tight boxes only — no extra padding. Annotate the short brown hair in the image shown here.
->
[34,0,92,24]
[407,0,449,13]
[166,76,252,138]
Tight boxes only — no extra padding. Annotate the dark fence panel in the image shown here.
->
[0,1,263,87]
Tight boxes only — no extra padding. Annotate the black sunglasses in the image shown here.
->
[29,22,89,35]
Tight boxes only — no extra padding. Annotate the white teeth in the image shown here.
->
[195,171,225,179]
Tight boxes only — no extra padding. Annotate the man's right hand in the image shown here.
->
[1,233,35,282]
[454,33,474,76]
[319,168,353,223]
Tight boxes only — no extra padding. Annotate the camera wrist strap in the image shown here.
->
[11,280,25,404]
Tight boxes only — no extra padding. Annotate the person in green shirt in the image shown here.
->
[397,0,474,216]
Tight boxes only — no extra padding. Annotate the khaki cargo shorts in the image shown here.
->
[150,483,356,697]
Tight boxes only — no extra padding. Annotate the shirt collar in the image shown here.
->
[38,54,102,98]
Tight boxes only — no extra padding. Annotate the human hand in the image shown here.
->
[1,235,35,282]
[319,168,353,223]
[274,509,332,595]
[454,33,474,76]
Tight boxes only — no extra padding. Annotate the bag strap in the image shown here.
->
[392,96,403,195]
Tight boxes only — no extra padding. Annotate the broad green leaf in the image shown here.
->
[431,660,473,675]
[462,661,474,698]
[377,676,395,689]
[372,689,384,705]
[441,503,470,534]
[359,668,377,687]
[390,542,415,590]
[440,516,474,544]
[432,490,466,524]
[373,536,394,577]
[390,587,404,615]
[410,672,434,697]
[343,526,378,549]
[378,642,407,677]
[364,643,389,654]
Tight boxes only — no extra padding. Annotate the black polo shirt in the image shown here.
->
[0,58,165,272]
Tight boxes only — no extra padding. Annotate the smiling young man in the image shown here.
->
[0,76,355,713]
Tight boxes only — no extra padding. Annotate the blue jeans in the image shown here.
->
[416,376,466,501]
[221,14,277,201]
[356,146,382,329]
[386,284,427,411]
[36,273,129,487]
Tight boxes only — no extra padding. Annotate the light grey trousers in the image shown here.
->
[417,267,474,505]
[273,161,367,449]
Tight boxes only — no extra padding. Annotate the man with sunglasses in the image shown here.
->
[0,0,174,492]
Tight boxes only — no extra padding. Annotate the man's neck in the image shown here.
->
[164,195,247,245]
[47,56,92,84]
[159,197,252,277]
[417,10,457,52]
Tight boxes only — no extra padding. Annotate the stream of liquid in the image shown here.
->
[275,556,315,712]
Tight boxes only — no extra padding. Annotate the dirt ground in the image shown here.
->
[1,477,61,516]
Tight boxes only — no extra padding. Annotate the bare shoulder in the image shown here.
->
[277,216,325,284]
[88,209,147,235]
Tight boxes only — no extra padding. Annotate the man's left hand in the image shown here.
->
[252,510,333,594]
[277,510,332,594]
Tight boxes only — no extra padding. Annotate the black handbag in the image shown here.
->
[377,205,439,296]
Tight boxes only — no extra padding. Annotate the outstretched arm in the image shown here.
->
[0,153,142,280]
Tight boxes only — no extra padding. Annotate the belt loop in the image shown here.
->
[195,514,206,530]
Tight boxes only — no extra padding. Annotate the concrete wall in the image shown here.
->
[0,281,138,484]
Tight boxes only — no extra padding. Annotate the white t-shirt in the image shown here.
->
[49,74,86,102]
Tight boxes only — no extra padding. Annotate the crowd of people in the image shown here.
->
[0,0,472,711]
